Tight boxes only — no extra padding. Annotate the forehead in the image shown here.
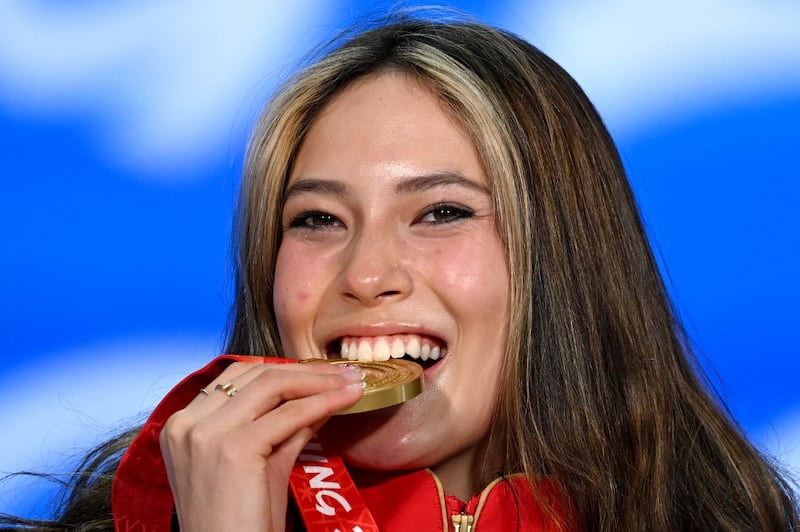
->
[288,71,488,189]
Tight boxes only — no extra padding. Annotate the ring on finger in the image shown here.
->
[214,381,238,397]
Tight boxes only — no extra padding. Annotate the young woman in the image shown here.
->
[4,13,798,531]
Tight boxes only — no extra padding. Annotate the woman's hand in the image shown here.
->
[159,361,364,532]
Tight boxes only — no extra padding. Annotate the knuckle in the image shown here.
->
[161,410,191,444]
[185,421,217,450]
[253,366,284,387]
[224,361,260,377]
[226,361,249,372]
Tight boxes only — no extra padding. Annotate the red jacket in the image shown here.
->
[112,355,572,531]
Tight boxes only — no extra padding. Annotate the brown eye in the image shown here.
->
[416,204,474,225]
[288,211,343,229]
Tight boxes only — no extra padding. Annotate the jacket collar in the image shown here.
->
[354,468,570,531]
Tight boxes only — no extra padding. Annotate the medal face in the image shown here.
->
[302,359,423,414]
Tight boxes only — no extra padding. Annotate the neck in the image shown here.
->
[431,434,505,501]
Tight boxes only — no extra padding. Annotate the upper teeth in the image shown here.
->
[338,334,444,362]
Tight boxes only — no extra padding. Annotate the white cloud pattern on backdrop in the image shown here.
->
[2,0,798,169]
[0,0,323,175]
[0,338,215,515]
[510,0,800,137]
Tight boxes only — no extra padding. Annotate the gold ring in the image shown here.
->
[200,387,209,396]
[214,382,237,397]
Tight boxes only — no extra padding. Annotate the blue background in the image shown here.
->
[2,0,798,515]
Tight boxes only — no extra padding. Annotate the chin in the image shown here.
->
[318,401,439,471]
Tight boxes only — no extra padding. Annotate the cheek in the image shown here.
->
[273,284,312,322]
[273,245,317,325]
[427,235,508,305]
[274,241,341,323]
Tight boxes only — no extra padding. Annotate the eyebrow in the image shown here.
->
[285,171,489,200]
[284,178,349,200]
[393,171,490,195]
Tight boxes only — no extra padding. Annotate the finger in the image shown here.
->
[238,384,364,450]
[267,427,315,531]
[164,378,360,478]
[189,359,346,409]
[183,362,272,415]
[205,366,364,427]
[271,426,315,471]
[195,359,359,404]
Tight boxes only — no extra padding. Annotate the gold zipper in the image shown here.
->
[451,512,474,532]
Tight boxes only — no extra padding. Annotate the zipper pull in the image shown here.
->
[451,512,474,532]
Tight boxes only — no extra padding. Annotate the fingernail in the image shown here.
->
[341,368,366,381]
[338,363,365,377]
[345,381,367,390]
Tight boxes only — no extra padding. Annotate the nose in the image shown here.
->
[338,227,412,306]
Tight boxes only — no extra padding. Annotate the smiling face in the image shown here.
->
[273,71,510,497]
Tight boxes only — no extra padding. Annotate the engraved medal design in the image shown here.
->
[303,359,423,414]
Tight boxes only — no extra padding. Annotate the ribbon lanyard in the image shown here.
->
[289,438,380,532]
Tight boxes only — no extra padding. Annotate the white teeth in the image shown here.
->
[357,339,372,361]
[405,336,421,359]
[374,338,390,361]
[335,335,443,363]
[420,343,430,361]
[430,345,440,360]
[347,339,358,361]
[390,337,405,359]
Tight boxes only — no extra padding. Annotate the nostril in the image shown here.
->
[377,290,401,298]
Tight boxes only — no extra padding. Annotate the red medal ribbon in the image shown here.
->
[290,438,380,532]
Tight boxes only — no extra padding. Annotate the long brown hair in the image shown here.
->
[3,12,797,531]
[227,14,799,530]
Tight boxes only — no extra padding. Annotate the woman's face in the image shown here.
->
[273,71,509,489]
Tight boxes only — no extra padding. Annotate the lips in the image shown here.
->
[327,334,447,364]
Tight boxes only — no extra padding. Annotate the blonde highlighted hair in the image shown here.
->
[5,11,793,532]
[227,14,798,530]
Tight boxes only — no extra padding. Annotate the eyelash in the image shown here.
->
[286,203,475,231]
[287,210,342,230]
[415,203,475,225]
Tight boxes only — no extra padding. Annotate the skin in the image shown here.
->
[160,71,510,530]
[276,71,510,497]
[160,362,366,531]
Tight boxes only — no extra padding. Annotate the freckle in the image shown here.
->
[297,291,311,301]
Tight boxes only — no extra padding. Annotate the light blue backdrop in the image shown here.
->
[2,0,798,516]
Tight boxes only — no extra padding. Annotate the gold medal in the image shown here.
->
[302,359,423,415]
